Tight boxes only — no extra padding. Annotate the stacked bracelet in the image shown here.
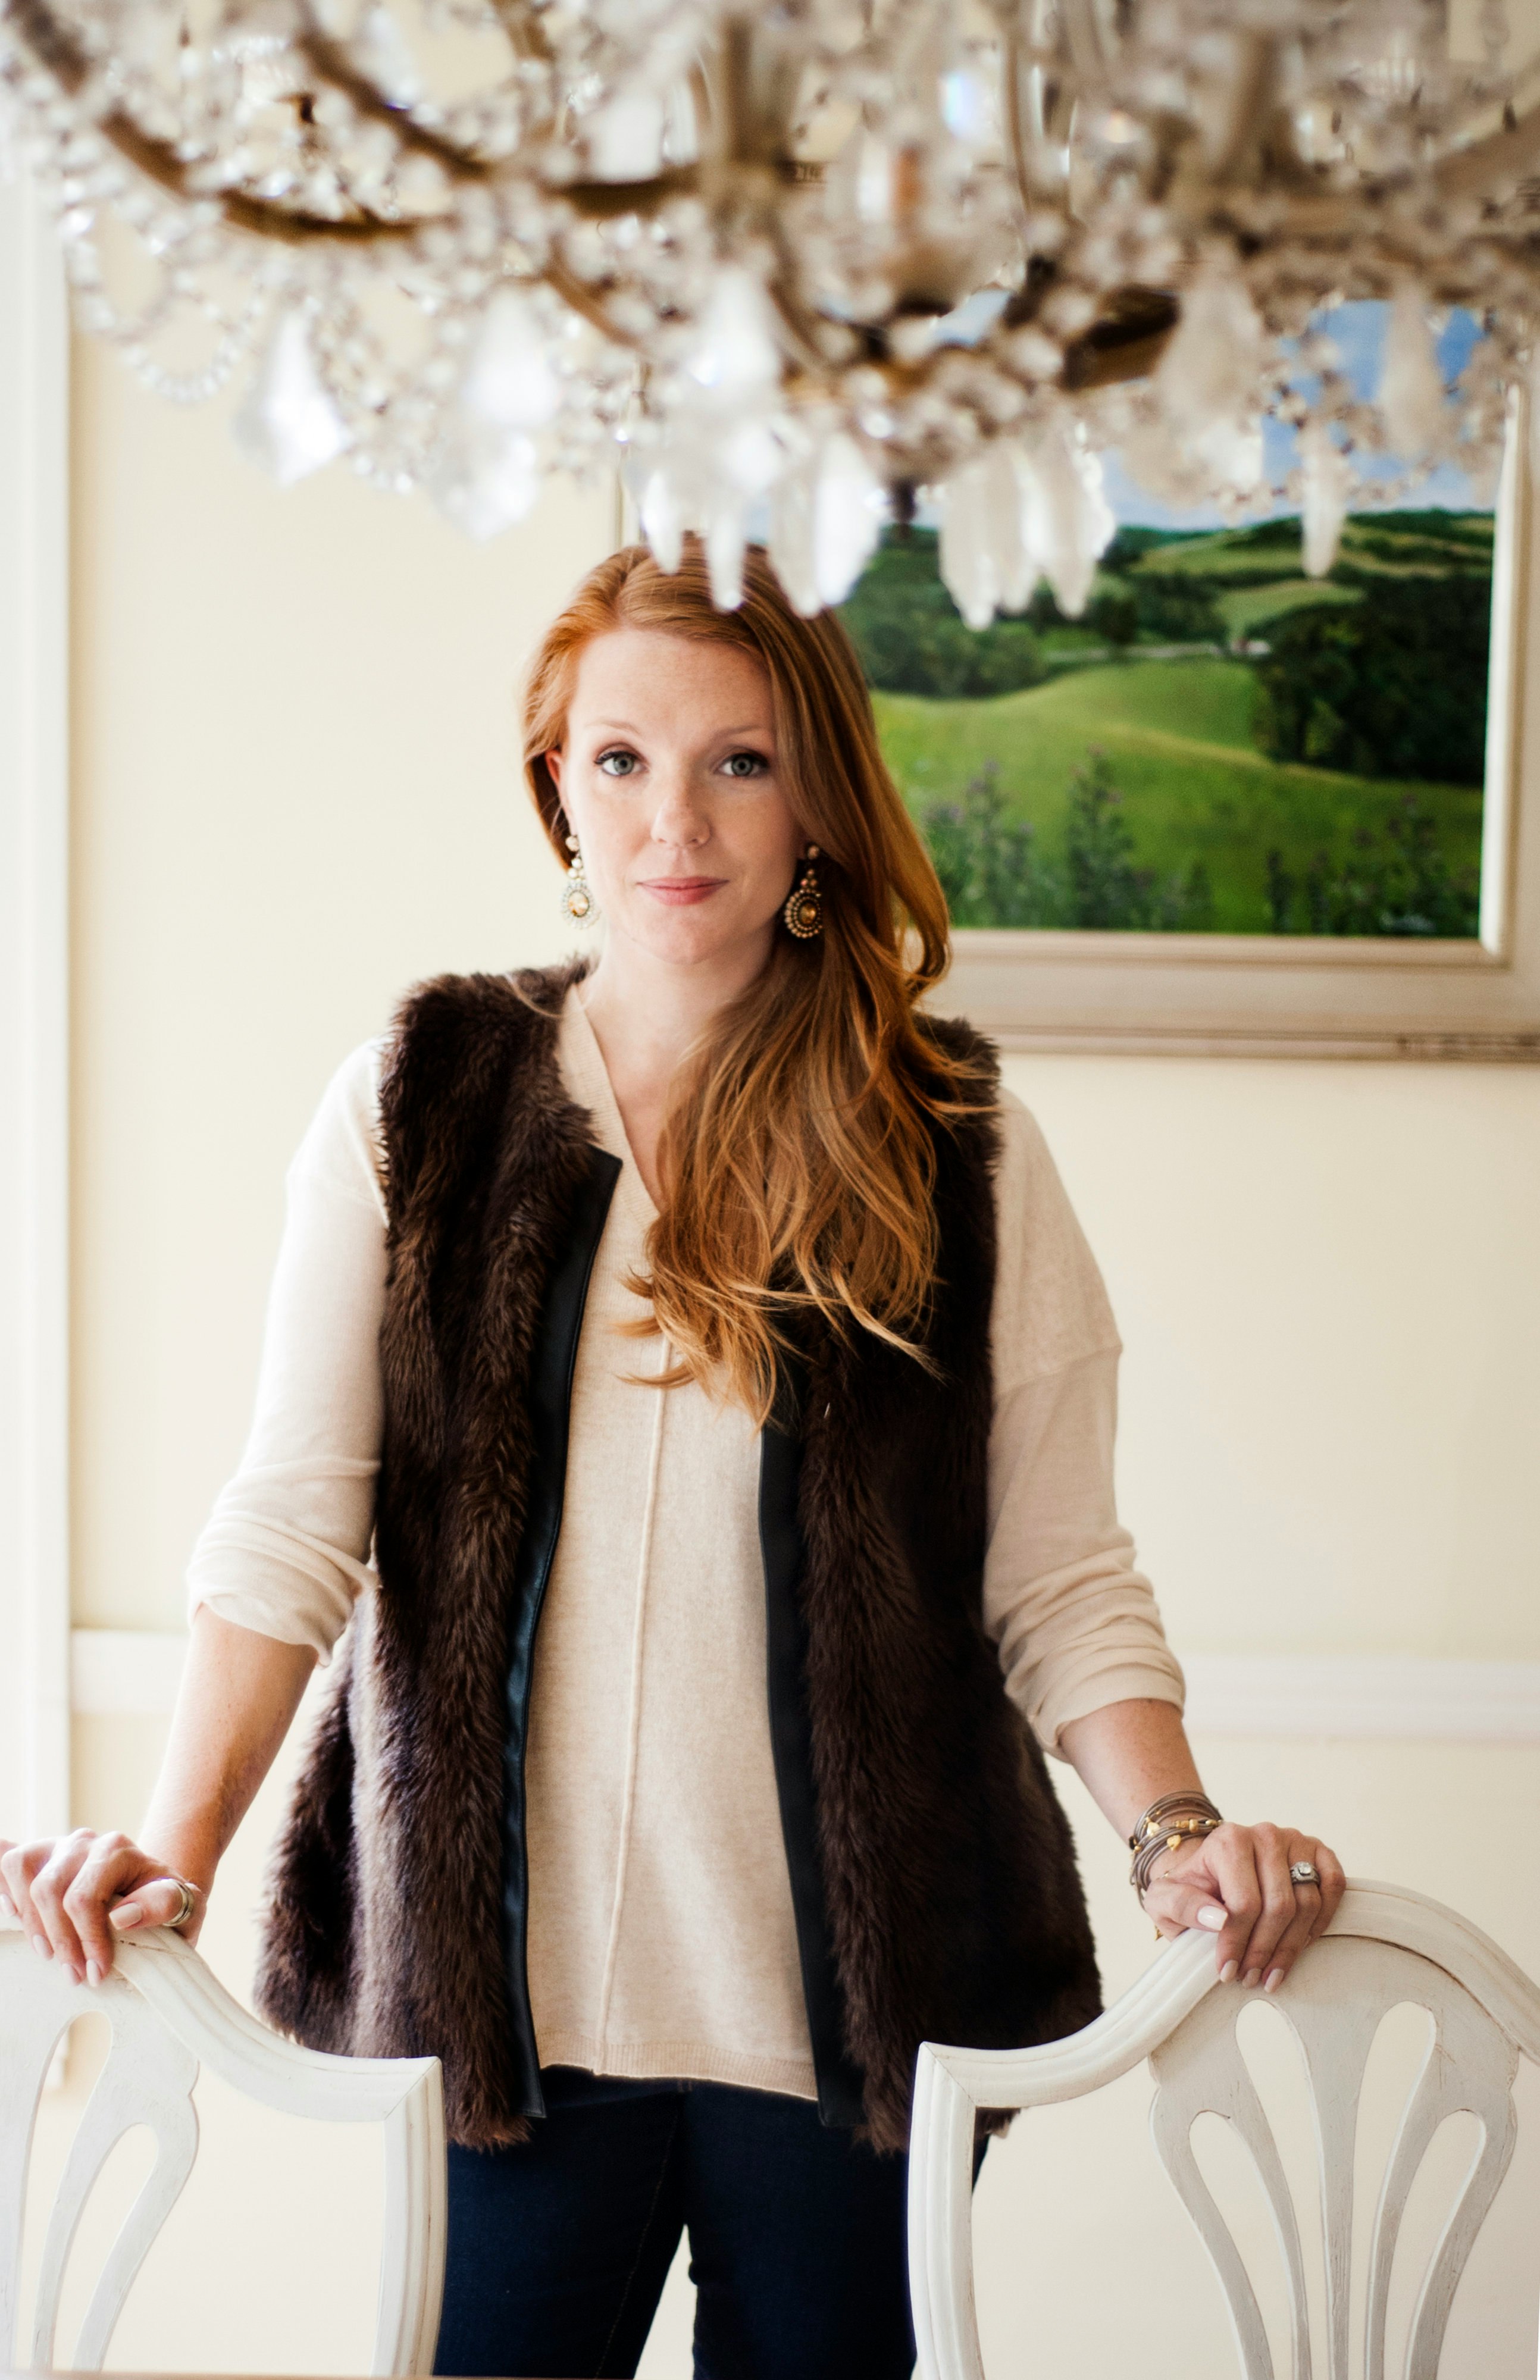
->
[1128,1791,1223,1897]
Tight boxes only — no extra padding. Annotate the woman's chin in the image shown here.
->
[606,901,777,973]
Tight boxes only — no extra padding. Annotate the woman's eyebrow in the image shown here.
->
[584,719,773,740]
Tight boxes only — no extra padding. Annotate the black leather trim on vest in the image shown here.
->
[759,1396,868,2131]
[500,1141,623,2118]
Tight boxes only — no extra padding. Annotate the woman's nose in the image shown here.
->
[649,768,709,848]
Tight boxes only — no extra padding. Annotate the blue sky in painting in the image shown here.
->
[1105,299,1490,530]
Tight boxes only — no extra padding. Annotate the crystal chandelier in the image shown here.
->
[3,0,1536,620]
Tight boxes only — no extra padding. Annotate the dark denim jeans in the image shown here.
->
[433,2068,959,2380]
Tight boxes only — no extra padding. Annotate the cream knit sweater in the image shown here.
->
[189,986,1183,2102]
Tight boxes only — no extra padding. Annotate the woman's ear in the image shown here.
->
[545,747,564,796]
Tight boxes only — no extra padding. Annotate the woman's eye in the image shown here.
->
[722,750,768,778]
[597,749,640,777]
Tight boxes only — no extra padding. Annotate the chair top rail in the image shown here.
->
[0,1912,437,2125]
[922,1880,1540,2110]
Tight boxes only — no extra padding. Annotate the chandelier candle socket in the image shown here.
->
[4,0,1537,613]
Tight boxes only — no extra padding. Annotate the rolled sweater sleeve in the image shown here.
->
[187,1041,389,1662]
[985,1089,1185,1755]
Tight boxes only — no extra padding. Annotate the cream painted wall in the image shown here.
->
[55,331,1540,2375]
[1005,1053,1540,1665]
[70,336,612,1640]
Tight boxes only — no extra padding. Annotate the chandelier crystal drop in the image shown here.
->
[5,0,1539,617]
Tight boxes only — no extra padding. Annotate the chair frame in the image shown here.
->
[908,1880,1540,2380]
[1,1914,446,2376]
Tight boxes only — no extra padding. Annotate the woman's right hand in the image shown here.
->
[0,1831,206,1984]
[1,1612,313,1988]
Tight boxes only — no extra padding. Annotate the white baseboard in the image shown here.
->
[67,1630,1540,1742]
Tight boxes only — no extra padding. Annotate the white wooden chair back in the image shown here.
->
[909,1881,1540,2380]
[0,1914,446,2375]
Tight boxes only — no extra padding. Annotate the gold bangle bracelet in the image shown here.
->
[1128,1795,1223,1895]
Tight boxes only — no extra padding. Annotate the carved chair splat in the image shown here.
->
[0,1916,446,2376]
[909,1881,1540,2380]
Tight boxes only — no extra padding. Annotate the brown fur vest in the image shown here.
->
[255,962,1100,2152]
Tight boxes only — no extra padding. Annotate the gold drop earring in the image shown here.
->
[561,833,597,928]
[782,844,824,940]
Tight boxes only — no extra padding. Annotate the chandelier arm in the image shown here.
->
[686,22,729,183]
[1433,93,1540,200]
[688,57,714,161]
[216,193,422,243]
[4,0,431,241]
[802,274,1179,417]
[999,24,1054,221]
[540,250,644,349]
[1206,29,1282,187]
[301,1,689,213]
[698,18,799,184]
[557,166,703,221]
[763,264,834,375]
[292,10,499,184]
[757,190,835,373]
[1187,98,1540,240]
[1057,290,1181,392]
[1503,51,1540,126]
[481,0,559,146]
[1056,0,1113,95]
[999,25,1028,214]
[7,0,721,290]
[486,0,554,68]
[12,0,691,253]
[715,17,757,172]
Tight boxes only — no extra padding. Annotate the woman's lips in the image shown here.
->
[640,877,726,905]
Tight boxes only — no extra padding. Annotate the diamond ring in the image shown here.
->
[1289,1861,1322,1889]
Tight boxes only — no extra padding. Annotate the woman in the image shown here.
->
[2,542,1342,2380]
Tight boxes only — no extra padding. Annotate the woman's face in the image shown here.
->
[544,630,806,978]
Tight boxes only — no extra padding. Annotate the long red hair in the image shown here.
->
[522,539,984,1421]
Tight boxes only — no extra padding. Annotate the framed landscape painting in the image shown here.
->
[845,508,1489,940]
[838,306,1540,1060]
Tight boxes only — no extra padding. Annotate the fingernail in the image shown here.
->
[1220,1960,1239,1984]
[1196,1906,1225,1932]
[67,1963,84,1986]
[1264,1968,1285,1994]
[1243,1968,1262,1988]
[31,1934,51,1960]
[86,1959,103,1987]
[109,1904,143,1930]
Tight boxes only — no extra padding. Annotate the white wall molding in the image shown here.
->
[1,167,71,1842]
[68,1633,1540,1743]
[1182,1654,1540,1743]
[72,1630,192,1717]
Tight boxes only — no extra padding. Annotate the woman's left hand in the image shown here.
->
[1141,1822,1346,1992]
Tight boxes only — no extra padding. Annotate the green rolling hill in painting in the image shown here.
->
[840,513,1491,937]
